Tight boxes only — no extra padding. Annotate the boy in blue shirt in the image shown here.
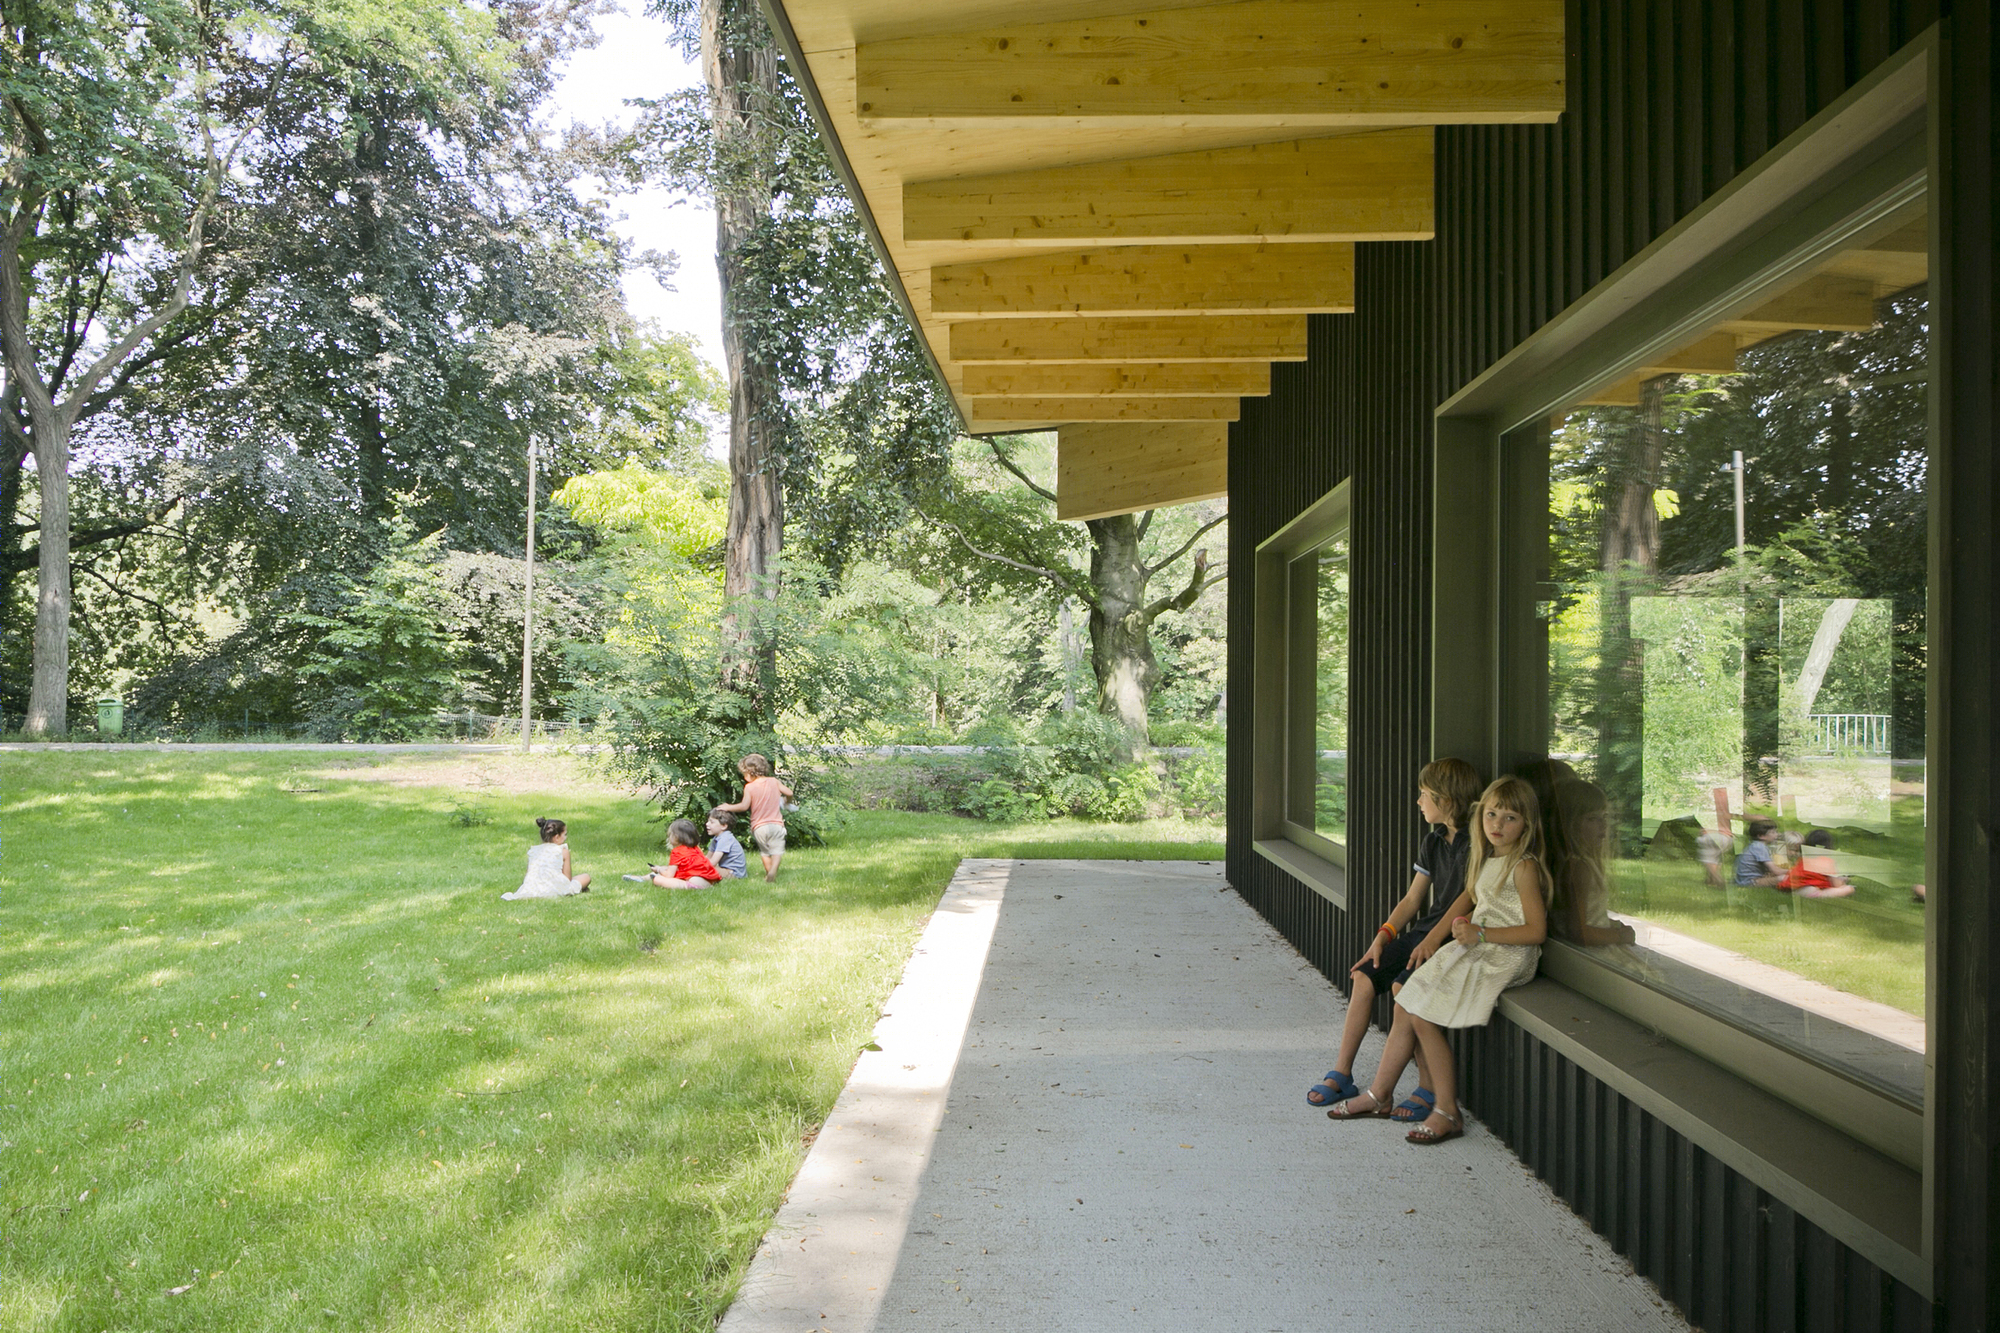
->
[1733,818,1784,886]
[707,808,749,880]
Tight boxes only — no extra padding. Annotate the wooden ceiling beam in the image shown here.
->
[949,314,1311,363]
[930,242,1354,316]
[1636,332,1738,377]
[855,0,1566,127]
[1056,422,1230,522]
[962,362,1273,398]
[1576,375,1643,408]
[1718,274,1880,337]
[903,130,1433,246]
[964,396,1243,428]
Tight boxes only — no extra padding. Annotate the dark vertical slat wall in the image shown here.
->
[1933,6,2000,1331]
[1225,1,1981,1329]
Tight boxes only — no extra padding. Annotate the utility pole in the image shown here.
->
[521,440,536,754]
[1732,450,1747,563]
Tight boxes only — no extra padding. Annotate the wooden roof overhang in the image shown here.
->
[761,0,1567,518]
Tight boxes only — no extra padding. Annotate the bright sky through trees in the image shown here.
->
[551,3,722,367]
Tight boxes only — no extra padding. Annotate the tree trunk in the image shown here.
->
[704,0,784,696]
[22,397,68,734]
[1057,597,1078,714]
[1794,597,1861,717]
[1595,379,1669,851]
[0,382,28,649]
[1084,513,1156,751]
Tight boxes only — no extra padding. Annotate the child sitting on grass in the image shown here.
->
[1780,828,1856,898]
[706,808,748,879]
[503,817,591,899]
[633,819,723,891]
[1733,819,1786,887]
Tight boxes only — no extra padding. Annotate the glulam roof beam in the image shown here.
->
[1637,332,1739,376]
[855,1,1567,127]
[1055,422,1230,522]
[1719,275,1881,338]
[964,395,1243,426]
[930,243,1355,316]
[903,130,1434,246]
[961,362,1273,398]
[948,314,1311,364]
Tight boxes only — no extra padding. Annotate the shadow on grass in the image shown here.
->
[3,751,1226,1332]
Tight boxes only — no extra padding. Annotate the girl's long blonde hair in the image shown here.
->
[1466,776,1553,903]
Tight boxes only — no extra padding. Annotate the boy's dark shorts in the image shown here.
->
[1351,931,1423,991]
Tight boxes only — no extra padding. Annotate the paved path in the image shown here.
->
[722,859,1689,1333]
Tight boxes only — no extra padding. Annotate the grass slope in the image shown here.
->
[0,751,1220,1332]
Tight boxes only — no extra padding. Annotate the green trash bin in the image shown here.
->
[96,696,124,736]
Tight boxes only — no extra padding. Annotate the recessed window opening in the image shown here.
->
[1514,195,1930,1107]
[1290,532,1350,845]
[1252,479,1351,894]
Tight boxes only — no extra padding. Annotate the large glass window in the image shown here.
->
[1292,533,1349,843]
[1515,198,1930,1109]
[1252,481,1351,888]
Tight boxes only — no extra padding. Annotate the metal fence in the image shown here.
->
[1807,713,1893,755]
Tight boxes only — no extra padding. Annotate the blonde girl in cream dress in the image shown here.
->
[1391,776,1550,1145]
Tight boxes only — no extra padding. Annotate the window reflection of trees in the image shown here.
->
[1313,536,1348,838]
[1543,284,1929,1035]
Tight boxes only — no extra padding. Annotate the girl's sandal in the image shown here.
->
[1326,1089,1389,1120]
[1406,1110,1465,1145]
[1388,1087,1436,1122]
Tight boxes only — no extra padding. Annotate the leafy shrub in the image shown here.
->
[1150,719,1225,748]
[1164,746,1226,818]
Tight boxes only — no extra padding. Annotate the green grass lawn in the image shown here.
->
[0,750,1221,1333]
[1611,857,1927,1016]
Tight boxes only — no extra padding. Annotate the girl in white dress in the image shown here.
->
[503,817,592,899]
[1391,776,1550,1145]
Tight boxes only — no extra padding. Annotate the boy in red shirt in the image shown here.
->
[639,819,723,890]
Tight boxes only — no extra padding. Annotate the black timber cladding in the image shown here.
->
[1223,1,1994,1329]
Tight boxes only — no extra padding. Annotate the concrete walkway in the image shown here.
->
[723,860,1689,1333]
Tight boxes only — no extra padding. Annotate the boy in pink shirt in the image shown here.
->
[717,753,793,882]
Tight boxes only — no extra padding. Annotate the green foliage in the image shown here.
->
[624,0,960,571]
[850,713,1212,824]
[1629,597,1746,815]
[1149,719,1225,747]
[575,331,730,471]
[288,521,466,739]
[556,463,728,559]
[1164,746,1227,819]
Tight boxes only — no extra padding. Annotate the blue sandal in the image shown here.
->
[1389,1087,1436,1122]
[1306,1070,1361,1107]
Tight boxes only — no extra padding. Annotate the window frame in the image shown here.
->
[1430,35,1936,1295]
[1251,479,1352,902]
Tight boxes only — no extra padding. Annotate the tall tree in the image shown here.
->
[633,0,957,697]
[928,436,1226,753]
[700,0,782,688]
[0,0,512,732]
